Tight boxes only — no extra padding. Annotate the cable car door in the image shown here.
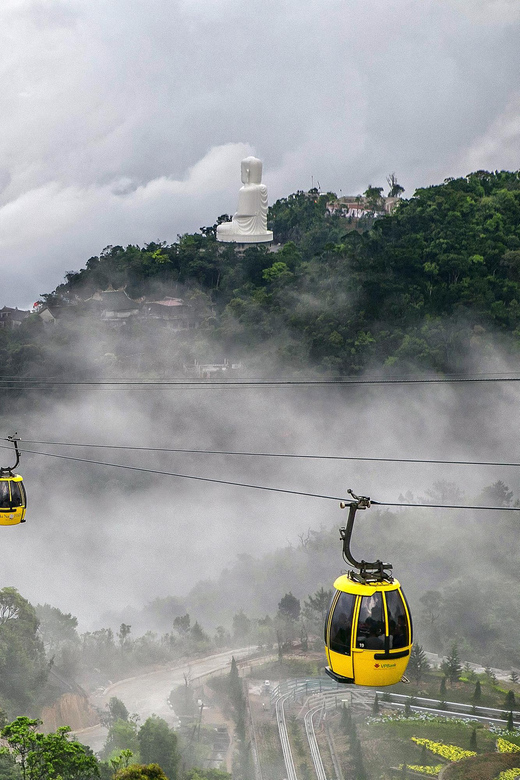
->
[326,590,356,682]
[353,588,412,686]
[352,591,387,686]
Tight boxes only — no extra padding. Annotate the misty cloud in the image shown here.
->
[461,95,520,173]
[0,142,251,304]
[2,344,520,629]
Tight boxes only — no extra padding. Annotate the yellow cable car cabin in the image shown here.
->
[0,475,27,525]
[324,490,413,687]
[0,436,27,525]
[325,574,412,686]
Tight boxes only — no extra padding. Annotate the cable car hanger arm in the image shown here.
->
[0,434,20,475]
[339,489,393,582]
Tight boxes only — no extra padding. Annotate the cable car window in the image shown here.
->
[10,482,22,506]
[386,589,409,649]
[0,482,10,509]
[329,592,356,655]
[324,591,337,643]
[356,593,385,649]
[19,481,26,506]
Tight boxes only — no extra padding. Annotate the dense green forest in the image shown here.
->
[3,169,520,377]
[0,711,231,780]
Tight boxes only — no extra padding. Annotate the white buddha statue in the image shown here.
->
[216,156,274,244]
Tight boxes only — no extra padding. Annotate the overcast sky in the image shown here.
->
[1,0,520,307]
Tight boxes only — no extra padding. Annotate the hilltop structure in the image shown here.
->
[327,195,401,219]
[216,156,273,244]
[35,288,208,331]
[0,306,30,330]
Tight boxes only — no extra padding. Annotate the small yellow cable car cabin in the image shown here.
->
[324,491,412,687]
[0,436,27,526]
[325,574,412,686]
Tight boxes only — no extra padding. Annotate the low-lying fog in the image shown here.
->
[2,354,519,630]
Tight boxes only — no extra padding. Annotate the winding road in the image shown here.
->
[75,647,254,754]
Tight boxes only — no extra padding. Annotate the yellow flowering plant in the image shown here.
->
[498,738,520,754]
[400,764,443,775]
[411,737,476,762]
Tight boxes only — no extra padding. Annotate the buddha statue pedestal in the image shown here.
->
[217,156,273,244]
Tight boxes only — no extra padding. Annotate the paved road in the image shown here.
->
[75,647,254,755]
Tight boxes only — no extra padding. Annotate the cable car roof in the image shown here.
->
[334,573,402,595]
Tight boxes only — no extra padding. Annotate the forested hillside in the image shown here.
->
[3,169,520,378]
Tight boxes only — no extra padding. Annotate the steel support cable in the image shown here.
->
[3,376,520,387]
[1,442,520,511]
[0,443,349,502]
[6,438,520,469]
[3,369,520,381]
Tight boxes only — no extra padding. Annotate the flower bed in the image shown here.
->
[411,736,476,762]
[498,738,520,754]
[400,764,443,775]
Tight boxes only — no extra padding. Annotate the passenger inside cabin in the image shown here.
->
[363,626,384,649]
[0,482,10,508]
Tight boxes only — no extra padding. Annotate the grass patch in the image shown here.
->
[395,670,519,711]
[444,752,520,779]
[255,722,286,780]
[368,719,494,748]
[287,715,313,780]
[247,658,321,680]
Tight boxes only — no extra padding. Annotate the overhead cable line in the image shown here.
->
[1,442,518,512]
[2,376,520,388]
[6,438,520,469]
[2,369,520,382]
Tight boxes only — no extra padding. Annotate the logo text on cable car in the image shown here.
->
[375,663,397,669]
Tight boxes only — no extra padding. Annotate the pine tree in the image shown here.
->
[372,693,380,715]
[463,662,474,680]
[469,727,477,752]
[505,690,516,709]
[352,737,366,780]
[440,677,447,697]
[340,703,352,734]
[443,643,462,684]
[473,680,482,703]
[507,711,515,731]
[408,643,430,685]
[229,656,243,706]
[404,699,411,717]
[485,666,497,684]
[511,670,519,685]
